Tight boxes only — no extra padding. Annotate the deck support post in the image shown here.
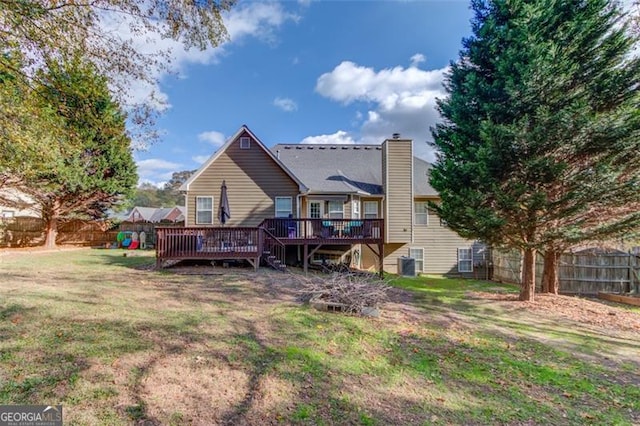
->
[303,244,309,274]
[378,242,384,278]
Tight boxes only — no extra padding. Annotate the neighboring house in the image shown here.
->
[0,188,40,218]
[124,206,185,223]
[177,125,484,276]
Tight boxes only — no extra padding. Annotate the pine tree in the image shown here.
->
[431,0,640,301]
[14,58,138,248]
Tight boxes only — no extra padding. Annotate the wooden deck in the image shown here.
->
[155,226,262,269]
[156,218,384,274]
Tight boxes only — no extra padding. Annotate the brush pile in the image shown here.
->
[298,272,390,314]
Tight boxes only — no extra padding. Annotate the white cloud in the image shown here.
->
[410,53,426,67]
[192,155,210,164]
[136,158,183,186]
[314,58,448,161]
[273,97,298,112]
[224,2,299,45]
[316,60,445,105]
[301,130,356,145]
[198,130,226,147]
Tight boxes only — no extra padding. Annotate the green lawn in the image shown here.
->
[0,249,638,425]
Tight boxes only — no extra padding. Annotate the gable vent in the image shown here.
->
[240,137,250,149]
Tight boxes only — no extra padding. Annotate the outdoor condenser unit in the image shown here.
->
[398,256,416,277]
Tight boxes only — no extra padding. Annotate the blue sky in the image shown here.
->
[133,1,475,186]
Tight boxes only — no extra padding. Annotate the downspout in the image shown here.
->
[183,192,188,227]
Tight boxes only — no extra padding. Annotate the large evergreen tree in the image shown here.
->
[11,58,137,248]
[431,0,640,301]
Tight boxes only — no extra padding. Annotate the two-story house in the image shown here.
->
[160,125,483,275]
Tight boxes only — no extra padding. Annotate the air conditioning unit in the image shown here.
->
[398,256,416,277]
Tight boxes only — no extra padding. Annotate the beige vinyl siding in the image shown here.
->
[382,139,412,243]
[412,197,477,275]
[186,132,299,227]
[351,195,360,219]
[361,243,406,273]
[360,197,480,275]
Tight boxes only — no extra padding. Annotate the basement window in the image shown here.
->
[458,248,473,273]
[409,248,424,272]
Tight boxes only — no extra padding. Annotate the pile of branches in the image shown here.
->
[298,272,390,314]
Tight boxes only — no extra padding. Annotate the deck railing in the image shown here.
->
[156,226,261,261]
[156,219,384,266]
[260,218,383,242]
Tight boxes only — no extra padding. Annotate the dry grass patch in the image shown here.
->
[0,249,639,425]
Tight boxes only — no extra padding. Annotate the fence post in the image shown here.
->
[629,251,634,294]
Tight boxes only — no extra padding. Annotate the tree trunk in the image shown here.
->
[520,247,536,301]
[42,200,59,249]
[541,249,560,294]
[44,216,58,249]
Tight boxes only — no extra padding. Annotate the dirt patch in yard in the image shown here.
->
[467,291,640,333]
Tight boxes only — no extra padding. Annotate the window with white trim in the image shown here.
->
[308,201,321,219]
[195,196,213,224]
[275,197,293,218]
[458,248,473,272]
[352,200,360,219]
[409,248,424,273]
[414,201,429,225]
[363,201,378,219]
[240,137,251,149]
[328,201,344,219]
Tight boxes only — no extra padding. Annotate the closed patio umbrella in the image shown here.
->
[218,180,231,225]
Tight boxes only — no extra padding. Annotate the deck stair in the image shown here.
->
[260,227,287,272]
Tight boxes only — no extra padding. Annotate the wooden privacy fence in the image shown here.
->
[0,217,119,248]
[492,249,640,295]
[118,221,184,246]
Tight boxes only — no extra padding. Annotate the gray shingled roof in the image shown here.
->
[271,144,438,196]
[413,157,438,197]
[273,144,383,195]
[124,206,186,223]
